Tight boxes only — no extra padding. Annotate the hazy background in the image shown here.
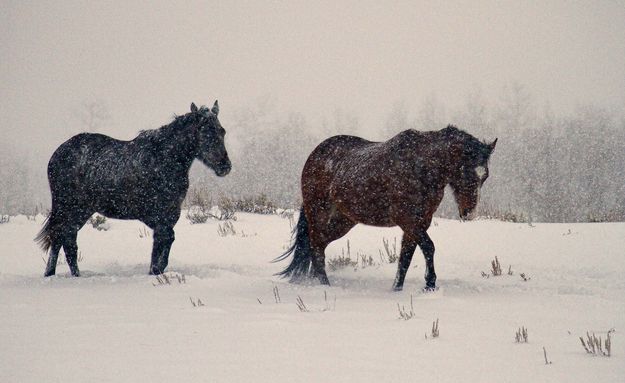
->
[2,1,625,221]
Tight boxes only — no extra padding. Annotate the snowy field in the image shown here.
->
[1,213,624,382]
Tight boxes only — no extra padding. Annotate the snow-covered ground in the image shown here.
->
[1,213,623,382]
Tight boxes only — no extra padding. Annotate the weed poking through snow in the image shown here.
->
[515,327,529,343]
[296,296,309,312]
[430,319,440,338]
[543,347,553,365]
[88,214,109,231]
[397,295,415,320]
[579,329,613,357]
[217,221,237,237]
[380,237,398,263]
[328,240,357,271]
[273,285,281,303]
[189,297,205,307]
[138,226,150,238]
[152,272,186,286]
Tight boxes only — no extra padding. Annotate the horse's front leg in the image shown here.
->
[392,233,418,291]
[393,230,436,291]
[418,231,437,290]
[149,226,175,275]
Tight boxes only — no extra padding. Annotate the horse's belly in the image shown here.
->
[96,204,138,220]
[335,199,395,227]
[351,211,395,227]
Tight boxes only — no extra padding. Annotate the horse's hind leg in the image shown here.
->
[308,206,355,285]
[61,210,92,277]
[44,242,63,277]
[62,229,81,277]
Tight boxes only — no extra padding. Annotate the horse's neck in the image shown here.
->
[141,125,196,171]
[434,138,463,184]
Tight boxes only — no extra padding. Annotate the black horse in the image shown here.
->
[36,101,231,277]
[275,126,496,291]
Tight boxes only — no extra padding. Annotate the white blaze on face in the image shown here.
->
[475,166,487,181]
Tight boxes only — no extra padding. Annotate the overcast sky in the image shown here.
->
[2,1,624,153]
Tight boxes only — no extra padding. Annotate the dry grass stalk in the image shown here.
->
[322,290,336,312]
[380,237,398,263]
[328,240,357,271]
[515,327,528,343]
[491,256,502,276]
[189,297,205,307]
[543,347,552,365]
[296,295,309,312]
[431,318,440,338]
[273,285,281,303]
[152,272,185,286]
[397,295,415,320]
[217,221,237,236]
[580,330,612,357]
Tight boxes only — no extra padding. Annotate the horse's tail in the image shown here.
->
[273,206,314,281]
[34,210,59,253]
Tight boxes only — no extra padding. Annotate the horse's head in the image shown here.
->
[189,101,231,177]
[448,129,497,220]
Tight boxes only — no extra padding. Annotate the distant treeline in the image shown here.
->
[2,87,624,222]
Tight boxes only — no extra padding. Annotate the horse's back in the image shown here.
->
[49,133,125,178]
[305,134,380,170]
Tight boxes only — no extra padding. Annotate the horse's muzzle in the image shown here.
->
[214,160,231,177]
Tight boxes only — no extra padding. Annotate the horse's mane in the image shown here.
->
[136,105,213,141]
[440,124,488,152]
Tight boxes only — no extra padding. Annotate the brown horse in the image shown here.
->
[275,125,497,291]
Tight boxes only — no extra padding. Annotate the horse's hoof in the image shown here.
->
[392,285,403,292]
[422,286,438,293]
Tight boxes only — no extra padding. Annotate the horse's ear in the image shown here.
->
[489,138,498,154]
[211,100,219,116]
[190,103,198,113]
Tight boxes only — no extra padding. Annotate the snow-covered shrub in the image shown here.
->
[186,205,210,224]
[477,204,529,223]
[327,240,357,271]
[327,255,357,271]
[220,194,277,215]
[278,208,295,228]
[88,214,109,231]
[0,215,9,224]
[211,202,236,221]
